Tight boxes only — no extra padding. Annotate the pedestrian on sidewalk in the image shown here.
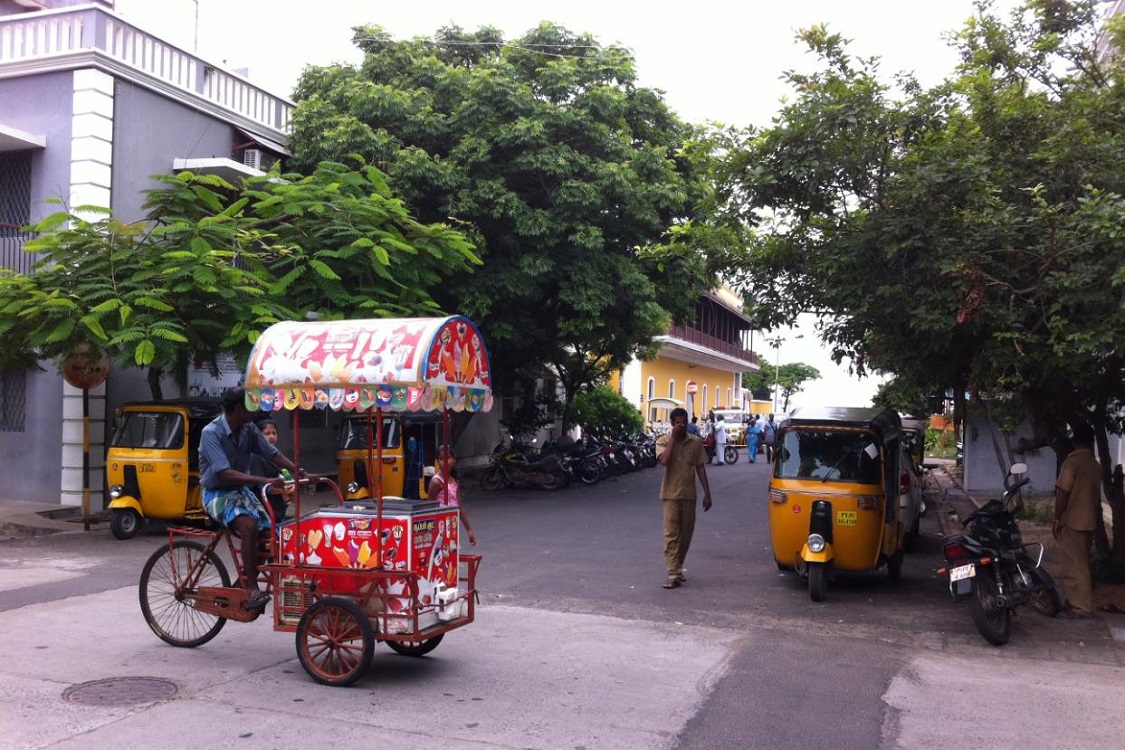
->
[1053,422,1101,619]
[656,407,712,589]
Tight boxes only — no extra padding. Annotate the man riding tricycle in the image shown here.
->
[137,315,491,686]
[768,406,906,601]
[105,399,221,539]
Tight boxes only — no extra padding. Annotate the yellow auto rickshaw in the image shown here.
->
[768,406,905,601]
[900,416,927,472]
[336,411,444,500]
[105,399,221,539]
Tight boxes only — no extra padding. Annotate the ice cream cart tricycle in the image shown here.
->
[137,316,492,686]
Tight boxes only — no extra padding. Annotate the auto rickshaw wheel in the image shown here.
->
[111,508,142,540]
[886,548,904,580]
[808,562,828,602]
[139,540,230,647]
[385,633,444,657]
[297,597,374,687]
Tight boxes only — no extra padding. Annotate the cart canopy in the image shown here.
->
[243,316,493,413]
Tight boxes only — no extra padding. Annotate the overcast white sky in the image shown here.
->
[115,0,1023,410]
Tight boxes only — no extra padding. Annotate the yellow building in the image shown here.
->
[618,286,760,424]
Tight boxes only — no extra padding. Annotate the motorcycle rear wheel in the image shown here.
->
[969,574,1011,645]
[538,472,564,491]
[577,459,603,485]
[480,468,505,492]
[1027,566,1063,617]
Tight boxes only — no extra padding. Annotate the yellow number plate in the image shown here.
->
[836,510,858,526]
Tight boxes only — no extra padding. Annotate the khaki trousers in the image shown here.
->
[663,498,697,580]
[1056,526,1093,614]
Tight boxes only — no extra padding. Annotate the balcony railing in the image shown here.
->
[667,326,759,367]
[0,225,36,275]
[0,6,291,134]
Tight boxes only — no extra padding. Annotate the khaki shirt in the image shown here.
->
[656,433,707,501]
[1056,447,1102,531]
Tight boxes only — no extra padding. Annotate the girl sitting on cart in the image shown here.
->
[428,447,477,546]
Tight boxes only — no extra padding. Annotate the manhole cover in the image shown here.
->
[63,677,179,706]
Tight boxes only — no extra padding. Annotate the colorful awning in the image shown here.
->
[243,316,493,413]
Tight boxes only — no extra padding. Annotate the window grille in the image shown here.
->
[0,150,34,274]
[0,369,27,432]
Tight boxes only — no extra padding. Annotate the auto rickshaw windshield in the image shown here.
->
[776,429,881,483]
[339,416,401,450]
[111,411,185,449]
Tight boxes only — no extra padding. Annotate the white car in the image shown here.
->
[899,444,925,550]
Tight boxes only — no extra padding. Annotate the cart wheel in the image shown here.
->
[724,446,738,464]
[297,597,374,687]
[808,562,828,602]
[111,509,142,540]
[385,634,444,657]
[139,540,230,647]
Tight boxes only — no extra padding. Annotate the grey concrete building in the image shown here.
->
[0,0,291,504]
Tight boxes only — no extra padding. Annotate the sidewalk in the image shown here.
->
[0,499,90,540]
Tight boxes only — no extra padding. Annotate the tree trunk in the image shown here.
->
[146,367,164,401]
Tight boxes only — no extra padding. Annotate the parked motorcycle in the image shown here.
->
[939,462,1062,645]
[480,439,569,491]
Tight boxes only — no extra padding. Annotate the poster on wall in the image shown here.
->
[187,354,242,397]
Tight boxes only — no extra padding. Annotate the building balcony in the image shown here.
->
[0,4,291,145]
[664,325,759,370]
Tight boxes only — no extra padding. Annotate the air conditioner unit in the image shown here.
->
[242,148,263,170]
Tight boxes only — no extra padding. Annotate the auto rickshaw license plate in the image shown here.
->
[949,564,976,582]
[836,510,858,526]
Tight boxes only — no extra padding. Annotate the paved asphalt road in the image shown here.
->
[1,458,1124,749]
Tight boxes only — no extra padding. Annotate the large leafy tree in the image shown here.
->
[287,22,717,427]
[0,163,477,397]
[716,0,1125,554]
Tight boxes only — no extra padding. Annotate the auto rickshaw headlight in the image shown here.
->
[807,533,826,553]
[109,484,125,499]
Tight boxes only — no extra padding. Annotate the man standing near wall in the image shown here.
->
[1053,422,1102,619]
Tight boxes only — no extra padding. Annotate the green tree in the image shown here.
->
[742,362,821,412]
[716,0,1125,555]
[287,22,717,424]
[0,164,476,397]
[572,385,644,436]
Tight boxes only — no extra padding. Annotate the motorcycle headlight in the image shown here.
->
[346,481,360,494]
[109,484,125,499]
[807,533,826,553]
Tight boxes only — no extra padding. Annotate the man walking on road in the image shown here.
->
[1053,422,1102,619]
[656,407,713,589]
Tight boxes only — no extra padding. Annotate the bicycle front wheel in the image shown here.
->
[139,540,231,648]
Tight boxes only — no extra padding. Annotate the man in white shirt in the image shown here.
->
[711,414,727,465]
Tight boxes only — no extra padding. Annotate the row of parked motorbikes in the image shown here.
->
[478,433,659,491]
